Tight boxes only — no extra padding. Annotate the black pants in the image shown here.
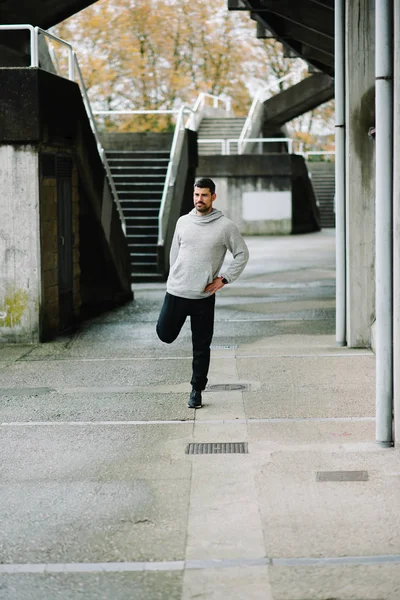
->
[156,292,216,391]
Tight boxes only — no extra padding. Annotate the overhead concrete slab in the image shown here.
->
[0,0,98,28]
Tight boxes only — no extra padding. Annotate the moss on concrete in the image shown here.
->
[0,288,29,327]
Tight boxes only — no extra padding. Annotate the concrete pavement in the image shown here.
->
[1,230,399,599]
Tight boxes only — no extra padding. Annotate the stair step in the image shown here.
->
[131,273,165,283]
[129,244,158,253]
[130,253,158,263]
[132,263,159,273]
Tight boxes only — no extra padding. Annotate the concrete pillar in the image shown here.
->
[0,145,41,343]
[393,0,400,444]
[345,0,376,347]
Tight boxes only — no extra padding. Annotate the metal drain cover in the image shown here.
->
[186,442,248,455]
[205,383,250,392]
[211,345,238,349]
[316,471,368,482]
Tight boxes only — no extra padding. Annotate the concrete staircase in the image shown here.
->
[106,150,169,281]
[307,161,335,228]
[197,117,246,155]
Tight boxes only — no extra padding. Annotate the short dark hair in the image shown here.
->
[194,178,216,195]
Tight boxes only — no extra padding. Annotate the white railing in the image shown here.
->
[158,106,194,246]
[0,24,75,79]
[238,71,306,154]
[0,24,126,231]
[192,92,231,113]
[198,137,294,155]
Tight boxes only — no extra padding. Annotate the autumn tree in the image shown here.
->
[53,0,258,130]
[52,0,334,146]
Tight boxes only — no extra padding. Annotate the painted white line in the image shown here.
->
[18,357,194,363]
[237,353,373,358]
[240,417,375,424]
[0,561,184,574]
[218,318,334,322]
[0,554,399,574]
[0,417,375,427]
[272,554,400,566]
[0,420,194,426]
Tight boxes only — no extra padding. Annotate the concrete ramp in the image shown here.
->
[263,74,334,134]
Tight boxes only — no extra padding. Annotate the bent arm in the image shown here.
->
[169,226,180,268]
[222,225,249,283]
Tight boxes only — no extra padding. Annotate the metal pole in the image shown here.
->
[393,0,400,446]
[68,49,75,81]
[375,0,394,446]
[31,27,39,67]
[335,0,346,346]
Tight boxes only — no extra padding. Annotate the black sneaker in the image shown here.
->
[188,389,202,409]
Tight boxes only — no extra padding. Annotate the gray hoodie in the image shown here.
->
[167,208,249,300]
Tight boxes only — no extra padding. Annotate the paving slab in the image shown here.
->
[243,384,375,419]
[0,572,183,600]
[182,566,272,600]
[269,564,400,599]
[0,391,192,422]
[0,358,192,388]
[253,445,400,559]
[0,424,193,563]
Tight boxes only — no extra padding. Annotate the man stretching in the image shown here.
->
[156,178,249,409]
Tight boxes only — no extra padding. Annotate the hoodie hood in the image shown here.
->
[188,208,224,224]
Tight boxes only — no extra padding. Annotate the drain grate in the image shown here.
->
[316,470,369,482]
[205,383,250,392]
[210,345,238,349]
[186,442,248,455]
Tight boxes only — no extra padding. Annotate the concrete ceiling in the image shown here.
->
[0,0,99,29]
[228,0,334,76]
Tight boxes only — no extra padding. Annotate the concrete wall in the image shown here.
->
[345,0,376,347]
[0,146,41,343]
[0,67,132,342]
[197,154,319,235]
[210,176,292,235]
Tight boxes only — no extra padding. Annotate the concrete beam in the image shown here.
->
[262,74,334,130]
[276,19,334,58]
[247,0,334,39]
[0,0,99,29]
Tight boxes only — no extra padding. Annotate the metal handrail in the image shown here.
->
[73,56,126,231]
[0,24,37,65]
[93,109,179,115]
[35,26,75,79]
[234,137,293,155]
[0,24,125,231]
[197,137,295,155]
[238,72,305,154]
[158,105,194,246]
[192,92,231,113]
